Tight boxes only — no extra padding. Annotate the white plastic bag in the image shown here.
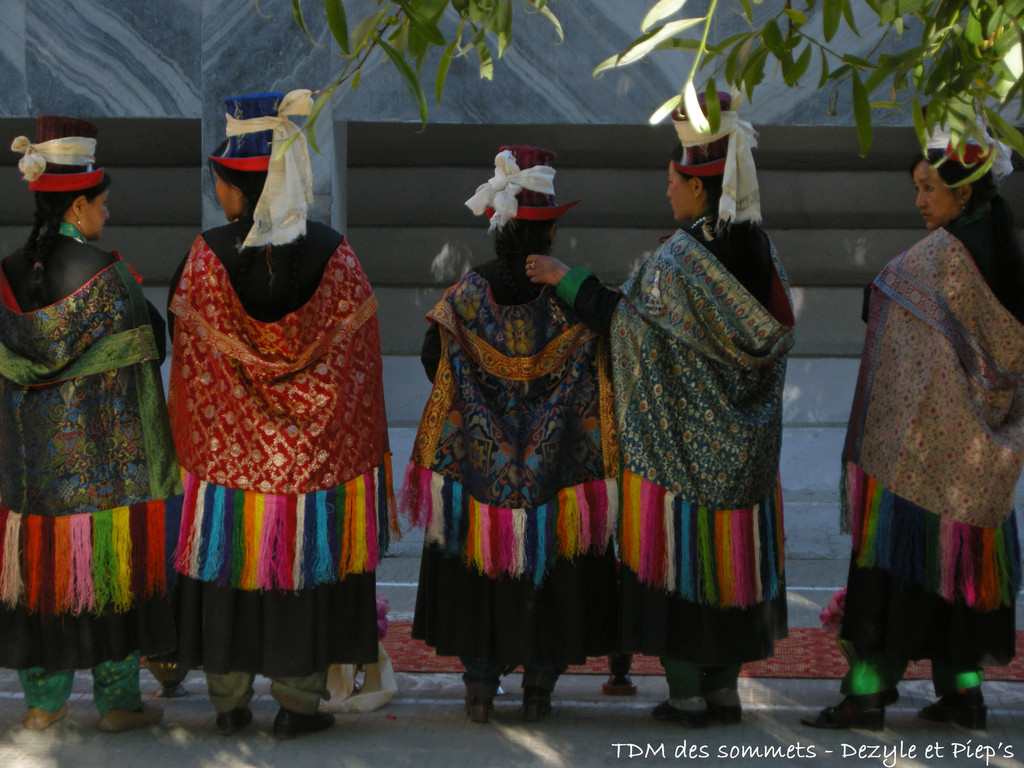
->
[325,642,398,713]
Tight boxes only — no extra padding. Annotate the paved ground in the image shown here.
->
[1,359,1021,766]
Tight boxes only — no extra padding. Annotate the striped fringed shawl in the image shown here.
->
[844,462,1021,611]
[619,469,784,607]
[402,464,617,585]
[175,458,397,591]
[0,497,182,617]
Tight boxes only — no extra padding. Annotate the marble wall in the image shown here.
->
[0,1,894,126]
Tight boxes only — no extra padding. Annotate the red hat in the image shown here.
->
[671,91,733,177]
[10,115,104,192]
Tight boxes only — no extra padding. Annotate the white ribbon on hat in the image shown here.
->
[465,149,557,232]
[926,121,1014,183]
[674,112,761,225]
[225,89,314,247]
[10,136,97,182]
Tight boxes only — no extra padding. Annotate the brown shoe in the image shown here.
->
[24,704,67,731]
[98,705,163,733]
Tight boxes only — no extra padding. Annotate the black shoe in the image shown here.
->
[652,700,708,728]
[272,708,334,740]
[919,687,987,730]
[215,707,252,735]
[464,695,493,724]
[881,688,899,706]
[801,694,885,731]
[706,701,742,724]
[522,687,552,722]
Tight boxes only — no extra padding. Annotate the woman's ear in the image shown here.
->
[66,195,88,223]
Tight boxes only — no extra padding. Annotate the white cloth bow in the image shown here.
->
[10,136,97,182]
[675,112,761,225]
[465,150,556,231]
[225,89,315,247]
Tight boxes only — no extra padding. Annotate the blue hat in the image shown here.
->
[211,91,284,171]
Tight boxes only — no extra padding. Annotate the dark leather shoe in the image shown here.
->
[215,707,252,735]
[881,688,899,706]
[464,695,493,723]
[522,687,552,722]
[652,700,708,727]
[919,687,987,730]
[801,694,885,731]
[272,708,334,740]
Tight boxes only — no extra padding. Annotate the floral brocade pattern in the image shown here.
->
[845,228,1024,529]
[0,263,163,516]
[168,236,388,494]
[411,273,616,511]
[611,230,794,508]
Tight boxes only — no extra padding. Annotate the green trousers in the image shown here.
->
[662,658,742,699]
[18,652,143,716]
[206,670,329,715]
[840,645,982,698]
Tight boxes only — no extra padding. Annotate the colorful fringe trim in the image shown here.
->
[844,462,1022,611]
[174,457,397,591]
[400,463,617,585]
[0,497,182,617]
[619,469,784,609]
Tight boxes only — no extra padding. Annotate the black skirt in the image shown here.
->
[0,596,175,671]
[412,543,620,666]
[618,569,788,666]
[171,573,379,678]
[841,563,1017,667]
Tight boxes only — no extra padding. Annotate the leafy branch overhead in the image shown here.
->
[288,0,561,138]
[599,0,1023,173]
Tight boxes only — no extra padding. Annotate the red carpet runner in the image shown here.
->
[383,622,1024,680]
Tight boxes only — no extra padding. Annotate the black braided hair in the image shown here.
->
[20,177,111,308]
[493,218,555,304]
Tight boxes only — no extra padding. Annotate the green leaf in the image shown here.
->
[641,0,690,32]
[704,77,721,132]
[852,71,873,156]
[762,19,785,60]
[984,106,1024,158]
[823,0,842,42]
[477,38,494,81]
[436,39,458,103]
[964,10,984,46]
[911,95,928,150]
[324,0,350,54]
[398,0,447,46]
[783,9,807,25]
[303,88,335,155]
[840,0,859,35]
[291,0,317,44]
[649,92,683,125]
[377,36,429,124]
[817,47,831,89]
[612,18,705,69]
[786,44,813,85]
[351,8,388,52]
[536,6,564,41]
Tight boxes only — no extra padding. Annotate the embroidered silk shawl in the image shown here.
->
[842,228,1024,609]
[401,272,618,584]
[168,235,395,590]
[612,229,794,606]
[0,259,182,616]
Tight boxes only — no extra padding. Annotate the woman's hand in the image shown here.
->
[525,255,570,286]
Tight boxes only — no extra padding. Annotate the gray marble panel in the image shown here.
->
[201,0,336,228]
[0,1,27,115]
[24,0,201,117]
[325,0,898,128]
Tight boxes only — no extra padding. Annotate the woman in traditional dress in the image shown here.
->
[403,145,620,723]
[803,129,1024,731]
[167,90,395,739]
[0,116,178,732]
[529,93,795,727]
